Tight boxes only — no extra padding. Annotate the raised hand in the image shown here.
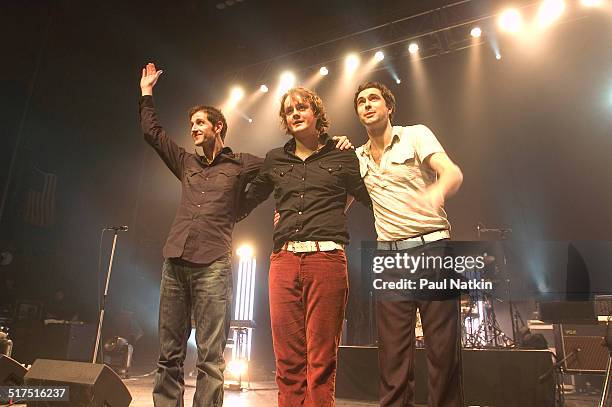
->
[140,62,163,96]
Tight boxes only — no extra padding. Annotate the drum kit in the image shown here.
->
[415,223,520,349]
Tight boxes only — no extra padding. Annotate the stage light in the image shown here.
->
[236,244,254,258]
[226,86,244,109]
[278,71,296,94]
[537,0,565,27]
[229,87,244,103]
[374,51,385,62]
[470,27,482,38]
[227,359,248,378]
[499,9,523,33]
[319,66,329,76]
[408,42,419,54]
[103,336,133,379]
[395,78,401,84]
[581,0,603,6]
[230,87,244,101]
[248,118,253,123]
[496,53,502,60]
[259,84,269,93]
[345,54,360,73]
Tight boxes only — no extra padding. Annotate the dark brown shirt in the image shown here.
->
[239,136,372,251]
[140,96,263,264]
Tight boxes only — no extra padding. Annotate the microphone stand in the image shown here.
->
[476,222,517,343]
[92,227,124,363]
[538,348,580,383]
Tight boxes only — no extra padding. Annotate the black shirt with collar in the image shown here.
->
[140,95,263,264]
[239,135,372,251]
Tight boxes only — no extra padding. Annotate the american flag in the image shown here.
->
[24,166,57,228]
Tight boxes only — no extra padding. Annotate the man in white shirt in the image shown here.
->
[353,81,464,407]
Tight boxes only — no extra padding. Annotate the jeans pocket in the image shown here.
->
[318,249,347,263]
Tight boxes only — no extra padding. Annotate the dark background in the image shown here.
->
[1,0,611,372]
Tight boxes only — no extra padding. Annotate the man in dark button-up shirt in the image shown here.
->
[239,135,371,250]
[139,63,262,407]
[239,86,371,407]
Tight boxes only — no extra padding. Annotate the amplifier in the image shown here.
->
[555,324,608,373]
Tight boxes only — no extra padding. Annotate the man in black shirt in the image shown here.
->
[239,87,371,406]
[140,63,262,407]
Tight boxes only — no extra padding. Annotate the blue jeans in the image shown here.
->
[153,257,232,407]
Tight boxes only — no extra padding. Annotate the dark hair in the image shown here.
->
[188,105,228,141]
[279,87,330,135]
[353,81,396,121]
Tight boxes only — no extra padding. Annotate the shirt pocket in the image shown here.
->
[387,146,418,182]
[185,168,204,188]
[214,168,240,191]
[272,164,295,185]
[318,160,344,188]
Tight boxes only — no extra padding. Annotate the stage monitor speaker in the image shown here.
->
[555,324,608,373]
[24,359,131,407]
[336,346,555,407]
[0,355,27,385]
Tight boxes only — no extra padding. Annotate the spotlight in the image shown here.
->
[227,359,248,378]
[495,53,502,60]
[259,84,269,93]
[537,0,565,27]
[374,51,385,62]
[103,336,133,379]
[248,118,253,123]
[408,42,419,54]
[395,78,401,84]
[278,71,296,94]
[470,27,482,38]
[236,244,254,258]
[499,8,523,33]
[345,54,360,73]
[319,66,329,76]
[581,0,603,6]
[229,87,244,103]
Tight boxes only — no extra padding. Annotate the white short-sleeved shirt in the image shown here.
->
[356,125,451,241]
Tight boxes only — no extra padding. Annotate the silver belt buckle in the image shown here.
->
[293,241,311,252]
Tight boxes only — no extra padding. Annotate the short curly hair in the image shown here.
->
[188,105,228,141]
[353,81,396,122]
[279,87,330,135]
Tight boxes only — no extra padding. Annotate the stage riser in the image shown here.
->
[336,346,555,406]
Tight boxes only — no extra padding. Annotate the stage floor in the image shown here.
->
[124,376,378,406]
[5,376,601,406]
[122,376,599,407]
